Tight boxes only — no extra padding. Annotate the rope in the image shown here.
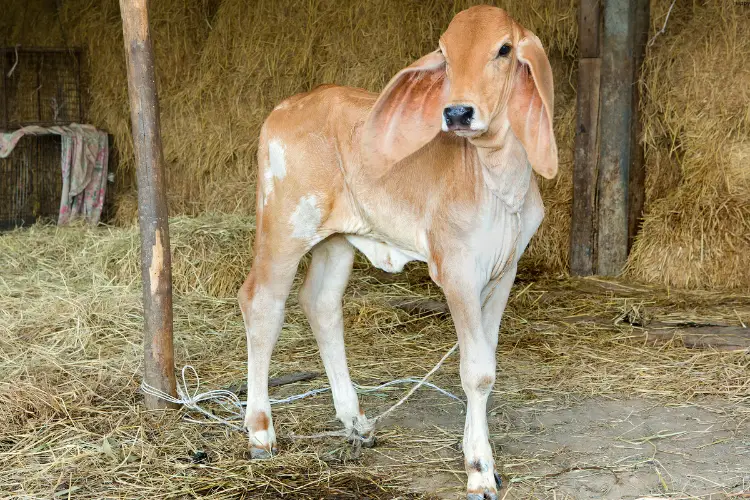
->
[140,362,464,434]
[270,376,464,406]
[648,0,677,48]
[6,45,20,78]
[141,365,246,431]
[364,343,459,424]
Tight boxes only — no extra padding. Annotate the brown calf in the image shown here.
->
[238,6,557,499]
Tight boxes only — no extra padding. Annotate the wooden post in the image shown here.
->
[571,0,649,276]
[1,49,7,130]
[628,0,650,251]
[119,0,177,409]
[596,0,636,276]
[570,0,601,275]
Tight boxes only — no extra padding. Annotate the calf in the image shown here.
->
[238,6,557,499]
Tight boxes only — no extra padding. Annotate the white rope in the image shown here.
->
[358,377,464,404]
[367,342,459,425]
[140,357,463,433]
[648,0,677,48]
[269,376,464,406]
[287,344,460,442]
[141,365,246,431]
[6,45,20,78]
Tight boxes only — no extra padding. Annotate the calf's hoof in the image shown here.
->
[466,493,496,500]
[249,446,277,460]
[245,410,277,460]
[346,414,376,448]
[348,431,376,448]
[466,469,502,500]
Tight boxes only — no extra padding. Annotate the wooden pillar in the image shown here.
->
[571,0,649,276]
[570,0,601,275]
[1,49,7,130]
[628,0,650,251]
[597,0,635,276]
[119,0,177,409]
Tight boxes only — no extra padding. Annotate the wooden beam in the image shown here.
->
[570,0,602,276]
[628,0,650,251]
[119,0,177,409]
[578,0,602,59]
[570,58,601,275]
[387,297,451,318]
[567,317,750,351]
[640,324,750,351]
[2,50,7,130]
[596,0,637,276]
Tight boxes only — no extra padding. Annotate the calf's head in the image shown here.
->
[363,5,558,179]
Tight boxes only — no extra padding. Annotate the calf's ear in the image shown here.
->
[361,50,449,171]
[508,30,558,179]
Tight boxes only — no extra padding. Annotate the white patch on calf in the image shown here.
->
[263,139,287,206]
[290,195,321,240]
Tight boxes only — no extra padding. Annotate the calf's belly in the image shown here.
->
[344,234,426,273]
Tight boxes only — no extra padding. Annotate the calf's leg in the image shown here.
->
[480,264,517,344]
[299,236,371,440]
[442,269,503,500]
[238,243,306,458]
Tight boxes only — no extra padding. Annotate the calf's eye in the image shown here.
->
[497,44,511,58]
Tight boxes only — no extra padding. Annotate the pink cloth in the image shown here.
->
[0,124,109,225]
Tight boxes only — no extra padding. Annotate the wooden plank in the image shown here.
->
[564,316,750,351]
[119,0,177,409]
[570,0,601,276]
[641,325,750,351]
[596,0,636,276]
[628,0,650,250]
[229,372,322,396]
[578,0,601,58]
[387,297,451,317]
[2,49,7,130]
[570,58,601,275]
[36,57,42,123]
[75,50,84,123]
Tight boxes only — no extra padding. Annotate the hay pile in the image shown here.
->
[1,217,748,497]
[627,1,750,289]
[1,0,748,289]
[1,0,576,270]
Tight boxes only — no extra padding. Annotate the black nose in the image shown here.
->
[443,105,474,128]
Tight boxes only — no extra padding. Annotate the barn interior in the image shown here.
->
[1,1,748,498]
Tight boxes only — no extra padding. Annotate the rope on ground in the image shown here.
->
[141,365,246,431]
[366,342,459,425]
[139,350,463,434]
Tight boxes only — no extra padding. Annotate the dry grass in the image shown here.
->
[627,0,750,289]
[1,216,748,497]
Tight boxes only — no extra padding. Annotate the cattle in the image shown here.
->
[238,5,557,498]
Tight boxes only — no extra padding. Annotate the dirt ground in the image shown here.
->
[368,395,750,499]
